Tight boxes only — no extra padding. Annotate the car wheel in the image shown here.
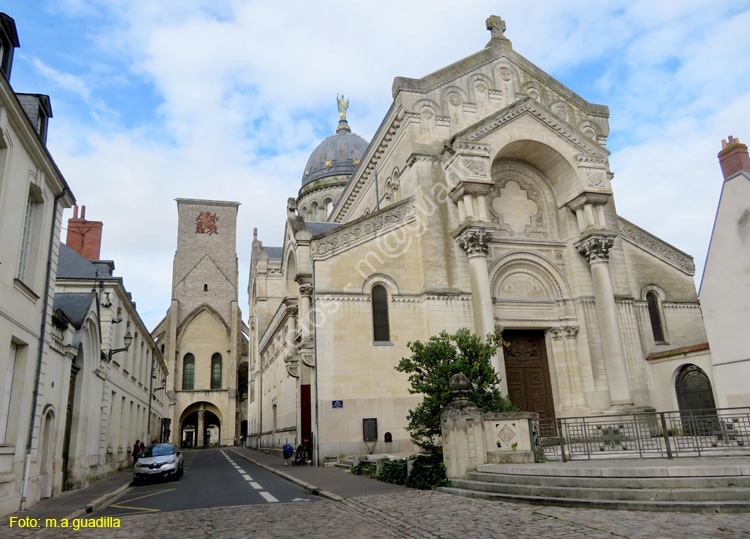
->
[176,465,183,479]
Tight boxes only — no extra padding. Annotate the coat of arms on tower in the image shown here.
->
[196,212,219,235]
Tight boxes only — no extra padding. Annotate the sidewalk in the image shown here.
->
[229,447,405,500]
[0,469,132,526]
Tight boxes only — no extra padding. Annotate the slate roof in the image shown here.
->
[53,292,96,328]
[57,243,113,279]
[306,222,340,237]
[262,246,283,260]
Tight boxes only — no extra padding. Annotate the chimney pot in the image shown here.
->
[65,206,103,260]
[718,136,750,180]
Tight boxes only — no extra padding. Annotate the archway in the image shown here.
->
[675,364,717,436]
[179,402,223,448]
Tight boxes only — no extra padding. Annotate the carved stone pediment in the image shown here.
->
[618,217,695,275]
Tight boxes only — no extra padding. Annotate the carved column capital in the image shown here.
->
[550,328,565,341]
[563,326,579,339]
[455,226,493,256]
[575,232,615,264]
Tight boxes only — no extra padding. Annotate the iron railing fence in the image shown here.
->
[536,407,750,461]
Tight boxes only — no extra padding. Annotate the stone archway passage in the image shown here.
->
[181,410,221,448]
[503,330,556,420]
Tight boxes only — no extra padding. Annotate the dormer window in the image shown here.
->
[0,14,19,81]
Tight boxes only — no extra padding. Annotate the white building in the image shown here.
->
[700,136,750,409]
[0,12,76,515]
[56,207,169,485]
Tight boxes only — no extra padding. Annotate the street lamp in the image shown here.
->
[107,331,133,362]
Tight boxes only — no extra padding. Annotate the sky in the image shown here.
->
[5,0,750,330]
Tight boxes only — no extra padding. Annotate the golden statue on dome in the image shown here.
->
[337,93,349,120]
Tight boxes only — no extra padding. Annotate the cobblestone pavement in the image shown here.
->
[3,490,750,538]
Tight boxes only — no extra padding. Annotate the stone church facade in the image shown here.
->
[153,199,248,448]
[247,16,710,462]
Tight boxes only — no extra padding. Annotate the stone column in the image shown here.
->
[455,226,495,341]
[575,233,633,406]
[197,409,205,447]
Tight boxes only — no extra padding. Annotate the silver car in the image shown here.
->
[133,443,184,484]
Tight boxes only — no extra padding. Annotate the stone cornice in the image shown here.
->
[450,98,606,158]
[258,298,295,353]
[312,197,416,259]
[617,217,695,275]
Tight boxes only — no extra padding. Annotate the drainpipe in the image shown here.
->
[20,187,69,510]
[312,259,319,466]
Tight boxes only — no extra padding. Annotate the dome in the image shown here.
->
[302,119,369,187]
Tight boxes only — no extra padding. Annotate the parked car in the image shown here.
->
[133,443,184,484]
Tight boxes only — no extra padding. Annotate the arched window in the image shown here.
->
[182,354,195,390]
[372,285,390,342]
[211,353,222,390]
[646,291,665,342]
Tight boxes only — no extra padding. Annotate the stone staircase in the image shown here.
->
[440,460,750,512]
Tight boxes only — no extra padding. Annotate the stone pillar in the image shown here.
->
[441,373,486,480]
[455,226,495,341]
[197,409,205,447]
[575,233,633,406]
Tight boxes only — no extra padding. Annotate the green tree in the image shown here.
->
[395,328,517,453]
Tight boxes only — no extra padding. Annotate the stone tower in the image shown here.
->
[153,199,248,447]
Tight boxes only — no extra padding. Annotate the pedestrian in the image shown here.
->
[140,441,145,454]
[282,443,293,466]
[132,440,141,466]
[233,437,237,447]
[241,435,246,448]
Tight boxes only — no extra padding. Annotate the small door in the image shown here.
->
[676,364,717,435]
[503,330,556,420]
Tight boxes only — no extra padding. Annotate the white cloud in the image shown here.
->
[13,0,748,329]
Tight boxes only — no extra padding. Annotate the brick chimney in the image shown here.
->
[718,136,750,180]
[66,205,103,260]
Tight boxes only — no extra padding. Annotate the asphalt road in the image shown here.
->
[92,448,320,518]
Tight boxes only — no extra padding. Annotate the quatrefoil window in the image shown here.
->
[492,181,539,233]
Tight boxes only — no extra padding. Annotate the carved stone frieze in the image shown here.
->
[313,198,415,258]
[618,217,695,275]
[575,232,616,264]
[455,226,493,256]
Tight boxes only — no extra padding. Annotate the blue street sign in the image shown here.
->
[332,400,343,408]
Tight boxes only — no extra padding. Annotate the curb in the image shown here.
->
[62,480,132,521]
[229,449,344,502]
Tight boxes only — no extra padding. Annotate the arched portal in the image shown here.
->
[179,402,223,448]
[675,364,717,435]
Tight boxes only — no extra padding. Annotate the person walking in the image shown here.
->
[132,440,141,467]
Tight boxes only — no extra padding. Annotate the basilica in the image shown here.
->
[243,15,712,463]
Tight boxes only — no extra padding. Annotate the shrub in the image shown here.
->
[404,454,450,490]
[377,459,407,485]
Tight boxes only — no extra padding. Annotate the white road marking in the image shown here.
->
[259,491,279,503]
[292,498,310,502]
[224,449,279,503]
